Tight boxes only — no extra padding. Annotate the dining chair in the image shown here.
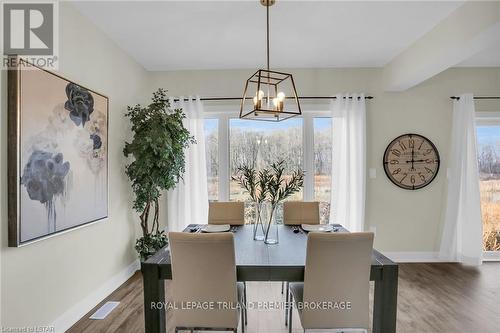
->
[208,201,245,225]
[208,201,248,325]
[287,232,374,333]
[283,201,320,226]
[282,201,320,326]
[169,232,246,333]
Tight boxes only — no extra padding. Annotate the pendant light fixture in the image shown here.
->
[239,0,301,122]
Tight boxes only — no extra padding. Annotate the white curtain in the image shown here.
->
[329,93,366,232]
[167,96,209,231]
[439,94,483,265]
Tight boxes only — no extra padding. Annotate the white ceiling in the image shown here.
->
[72,1,497,71]
[457,43,500,67]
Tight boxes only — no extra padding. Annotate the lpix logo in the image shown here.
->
[1,1,59,69]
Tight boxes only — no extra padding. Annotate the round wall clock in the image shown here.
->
[383,133,440,190]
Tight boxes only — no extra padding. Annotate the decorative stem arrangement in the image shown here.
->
[233,160,304,244]
[232,166,269,240]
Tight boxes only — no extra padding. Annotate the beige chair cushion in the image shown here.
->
[292,232,374,330]
[169,232,241,329]
[208,201,245,225]
[283,201,320,225]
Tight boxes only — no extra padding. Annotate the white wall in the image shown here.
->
[149,67,500,253]
[0,1,499,329]
[0,2,148,330]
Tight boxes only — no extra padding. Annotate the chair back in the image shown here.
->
[283,201,320,225]
[302,232,374,330]
[208,201,245,225]
[169,232,239,329]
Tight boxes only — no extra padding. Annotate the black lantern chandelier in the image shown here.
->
[239,0,301,122]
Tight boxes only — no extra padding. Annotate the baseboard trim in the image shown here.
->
[52,259,140,333]
[382,251,451,263]
[483,251,500,261]
[384,251,500,263]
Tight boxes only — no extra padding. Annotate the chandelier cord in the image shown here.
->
[266,3,270,71]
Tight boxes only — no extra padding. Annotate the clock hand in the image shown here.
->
[406,160,432,163]
[411,148,415,171]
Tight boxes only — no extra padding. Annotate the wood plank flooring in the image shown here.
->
[68,263,500,333]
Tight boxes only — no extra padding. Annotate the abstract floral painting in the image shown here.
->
[8,59,108,246]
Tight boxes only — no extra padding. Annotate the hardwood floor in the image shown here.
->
[68,263,500,333]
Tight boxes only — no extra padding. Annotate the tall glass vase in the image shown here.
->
[264,203,279,245]
[253,202,265,241]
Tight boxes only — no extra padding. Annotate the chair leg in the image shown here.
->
[281,281,284,294]
[285,282,289,326]
[240,305,245,333]
[288,292,293,333]
[243,282,248,325]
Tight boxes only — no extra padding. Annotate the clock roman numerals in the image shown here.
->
[383,134,440,190]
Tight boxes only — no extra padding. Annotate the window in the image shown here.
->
[229,118,303,223]
[313,118,332,224]
[476,120,500,252]
[203,110,332,224]
[204,119,218,201]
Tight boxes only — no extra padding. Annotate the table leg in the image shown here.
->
[373,264,398,333]
[142,264,166,333]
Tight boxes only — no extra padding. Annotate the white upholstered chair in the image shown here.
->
[208,201,245,225]
[169,232,246,333]
[283,201,321,226]
[282,201,320,326]
[288,232,374,333]
[207,201,248,325]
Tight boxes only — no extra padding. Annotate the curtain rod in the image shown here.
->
[450,96,500,100]
[172,96,374,102]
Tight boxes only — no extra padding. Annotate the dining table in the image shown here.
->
[141,224,398,333]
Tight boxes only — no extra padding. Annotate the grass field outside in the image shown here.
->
[479,178,500,251]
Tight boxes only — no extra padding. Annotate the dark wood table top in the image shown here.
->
[141,224,399,333]
[144,224,396,281]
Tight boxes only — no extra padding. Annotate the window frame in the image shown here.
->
[475,111,500,260]
[203,104,331,203]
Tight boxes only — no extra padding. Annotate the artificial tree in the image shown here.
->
[124,88,195,260]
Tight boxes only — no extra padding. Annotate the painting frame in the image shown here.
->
[8,56,109,247]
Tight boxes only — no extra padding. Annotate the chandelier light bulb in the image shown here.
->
[253,96,262,109]
[277,91,286,101]
[272,97,279,107]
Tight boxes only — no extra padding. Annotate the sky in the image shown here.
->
[477,126,500,154]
